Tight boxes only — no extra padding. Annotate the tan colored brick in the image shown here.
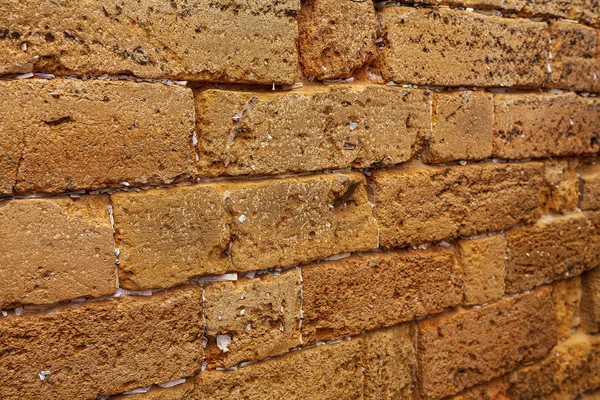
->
[301,248,462,342]
[505,213,600,293]
[417,287,557,399]
[0,287,203,399]
[0,196,115,308]
[0,79,195,194]
[374,7,548,87]
[112,184,230,291]
[297,0,378,80]
[493,93,600,159]
[456,235,507,306]
[0,122,20,196]
[195,86,430,176]
[204,271,301,368]
[578,158,600,211]
[449,375,513,400]
[228,172,378,271]
[544,158,579,213]
[552,277,582,340]
[425,91,494,163]
[112,380,195,400]
[371,162,544,248]
[582,267,600,333]
[0,0,299,84]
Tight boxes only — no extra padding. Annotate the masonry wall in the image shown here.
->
[1,1,600,399]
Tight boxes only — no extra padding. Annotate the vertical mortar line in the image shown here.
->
[106,197,120,292]
[501,230,509,296]
[296,266,305,345]
[547,23,554,76]
[201,285,208,372]
[412,319,421,399]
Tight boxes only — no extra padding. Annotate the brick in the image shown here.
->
[195,86,430,176]
[505,213,600,293]
[0,287,203,399]
[456,235,507,306]
[204,271,301,368]
[371,162,544,248]
[0,120,20,196]
[425,91,493,163]
[552,277,582,340]
[417,287,557,399]
[228,172,378,271]
[493,93,600,159]
[112,380,195,400]
[0,0,299,84]
[582,267,600,333]
[578,158,600,211]
[297,0,378,80]
[0,196,115,308]
[374,7,548,87]
[0,79,195,195]
[449,375,513,400]
[112,184,230,291]
[544,158,579,213]
[301,248,462,342]
[548,22,597,91]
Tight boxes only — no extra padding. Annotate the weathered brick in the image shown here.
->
[112,184,230,291]
[112,380,194,400]
[0,122,20,196]
[228,173,378,271]
[417,287,557,399]
[374,7,548,87]
[0,196,115,308]
[297,0,378,80]
[578,159,600,211]
[0,79,195,194]
[195,86,430,176]
[301,248,462,342]
[505,213,600,293]
[493,93,600,159]
[425,91,493,163]
[582,267,600,333]
[371,162,544,248]
[0,0,300,83]
[204,270,301,368]
[552,277,582,340]
[456,234,507,306]
[449,375,513,400]
[0,287,203,399]
[544,158,579,213]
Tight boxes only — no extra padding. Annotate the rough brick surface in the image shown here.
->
[0,287,203,399]
[0,121,20,196]
[505,213,600,293]
[544,158,579,213]
[374,7,548,87]
[0,196,115,308]
[297,0,378,80]
[112,380,194,400]
[493,93,600,159]
[582,267,600,333]
[553,277,582,340]
[417,288,557,399]
[0,0,300,83]
[302,248,462,342]
[0,79,195,195]
[195,86,430,176]
[204,271,301,368]
[371,162,544,248]
[578,159,600,211]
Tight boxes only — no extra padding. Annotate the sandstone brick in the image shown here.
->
[195,86,430,176]
[505,213,600,293]
[493,93,600,159]
[582,267,600,333]
[449,375,513,400]
[0,287,203,399]
[0,196,115,308]
[111,184,230,291]
[371,162,544,248]
[544,158,579,213]
[425,91,494,163]
[228,172,378,271]
[0,0,299,83]
[204,270,301,368]
[0,79,195,194]
[374,7,548,87]
[578,158,600,211]
[112,380,195,400]
[297,0,378,80]
[301,248,462,342]
[417,287,557,399]
[552,277,582,340]
[456,234,507,306]
[0,121,20,196]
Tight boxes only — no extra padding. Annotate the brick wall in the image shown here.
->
[1,1,599,399]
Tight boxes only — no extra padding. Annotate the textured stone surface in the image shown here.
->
[425,91,493,163]
[455,235,507,306]
[0,287,204,399]
[374,7,548,87]
[493,93,600,159]
[112,184,230,290]
[582,267,600,334]
[449,375,513,400]
[204,271,301,368]
[297,0,378,80]
[0,0,300,83]
[371,162,544,248]
[0,196,115,308]
[552,277,582,340]
[301,248,462,342]
[544,158,579,213]
[112,380,194,400]
[578,159,600,211]
[505,213,600,293]
[0,79,195,194]
[417,288,557,399]
[195,85,430,176]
